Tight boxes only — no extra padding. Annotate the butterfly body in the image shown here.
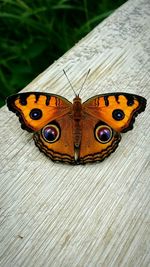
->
[7,91,146,164]
[72,95,82,148]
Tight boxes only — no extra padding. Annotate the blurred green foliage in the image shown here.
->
[0,0,126,107]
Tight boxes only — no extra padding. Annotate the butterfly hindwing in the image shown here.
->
[33,113,75,164]
[79,115,121,164]
[7,92,72,132]
[33,113,121,164]
[83,93,146,133]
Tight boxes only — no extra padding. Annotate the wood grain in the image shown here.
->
[0,0,150,266]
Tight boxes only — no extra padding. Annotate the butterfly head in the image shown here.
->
[73,94,81,102]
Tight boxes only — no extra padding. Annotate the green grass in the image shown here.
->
[0,0,127,107]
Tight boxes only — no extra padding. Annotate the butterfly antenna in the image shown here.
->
[78,69,91,96]
[63,69,76,96]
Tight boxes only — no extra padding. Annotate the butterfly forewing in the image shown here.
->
[83,93,146,133]
[7,92,72,132]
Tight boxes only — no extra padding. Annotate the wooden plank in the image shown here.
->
[0,0,150,266]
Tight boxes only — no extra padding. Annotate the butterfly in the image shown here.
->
[7,88,146,164]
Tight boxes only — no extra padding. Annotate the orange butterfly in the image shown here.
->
[7,88,146,164]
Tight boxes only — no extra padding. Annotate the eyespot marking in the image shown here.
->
[126,96,134,106]
[42,124,60,143]
[112,109,125,121]
[29,108,43,120]
[95,124,113,144]
[19,97,27,106]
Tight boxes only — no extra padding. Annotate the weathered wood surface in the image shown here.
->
[0,0,150,266]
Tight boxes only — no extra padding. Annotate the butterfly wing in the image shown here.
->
[33,113,75,164]
[7,92,72,132]
[33,113,121,165]
[79,115,121,164]
[83,93,146,132]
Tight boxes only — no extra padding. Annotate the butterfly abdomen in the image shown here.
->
[73,120,82,148]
